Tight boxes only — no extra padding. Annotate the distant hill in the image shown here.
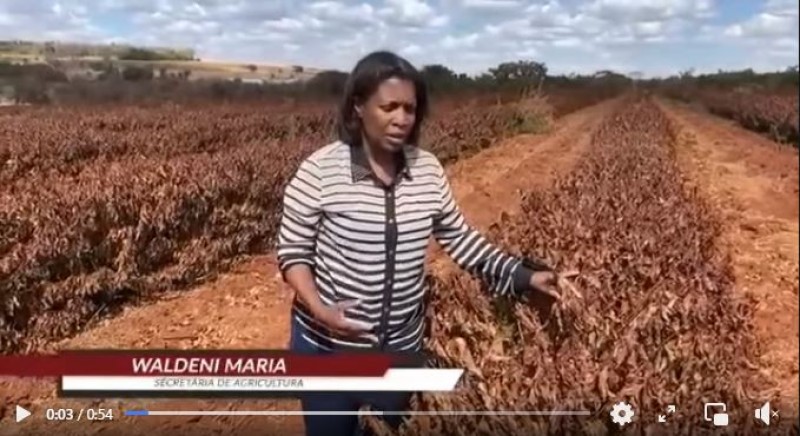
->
[0,40,323,84]
[0,40,195,61]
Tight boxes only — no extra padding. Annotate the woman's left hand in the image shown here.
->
[529,271,561,301]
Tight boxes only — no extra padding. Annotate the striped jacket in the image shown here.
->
[277,141,537,351]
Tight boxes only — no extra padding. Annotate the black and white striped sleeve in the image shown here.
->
[277,158,322,275]
[431,167,534,297]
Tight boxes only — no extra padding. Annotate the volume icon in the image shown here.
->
[755,401,771,426]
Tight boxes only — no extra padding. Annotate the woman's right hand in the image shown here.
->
[314,300,374,339]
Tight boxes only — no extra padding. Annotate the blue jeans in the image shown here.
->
[289,316,411,436]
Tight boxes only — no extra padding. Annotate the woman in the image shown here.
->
[277,51,560,436]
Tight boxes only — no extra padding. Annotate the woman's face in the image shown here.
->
[356,77,416,153]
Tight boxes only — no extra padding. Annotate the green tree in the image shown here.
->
[421,64,455,81]
[490,60,547,84]
[489,60,548,97]
[421,64,458,93]
[305,70,348,97]
[122,65,154,81]
[120,48,165,61]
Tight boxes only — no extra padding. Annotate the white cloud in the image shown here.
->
[379,0,449,28]
[485,19,528,37]
[764,0,798,17]
[720,0,798,66]
[262,17,306,32]
[441,32,480,49]
[482,2,683,48]
[774,37,798,48]
[525,0,570,22]
[634,21,663,37]
[400,44,423,55]
[461,0,523,10]
[515,47,539,57]
[724,12,798,39]
[0,1,103,41]
[164,19,219,34]
[212,1,287,22]
[552,37,582,48]
[582,0,714,22]
[0,0,793,76]
[307,1,376,27]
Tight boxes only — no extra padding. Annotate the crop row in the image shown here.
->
[701,90,798,144]
[376,98,762,435]
[667,88,799,144]
[0,86,618,186]
[0,94,581,353]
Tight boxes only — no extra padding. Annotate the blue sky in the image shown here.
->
[0,0,797,77]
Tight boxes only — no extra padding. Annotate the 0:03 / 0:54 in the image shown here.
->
[45,408,114,421]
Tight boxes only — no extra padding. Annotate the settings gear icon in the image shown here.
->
[610,401,635,427]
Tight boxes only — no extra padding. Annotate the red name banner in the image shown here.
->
[0,351,401,377]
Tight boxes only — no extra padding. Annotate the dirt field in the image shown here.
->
[1,97,797,435]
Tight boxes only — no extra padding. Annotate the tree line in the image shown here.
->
[0,58,796,106]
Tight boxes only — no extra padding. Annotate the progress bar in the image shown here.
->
[125,410,591,416]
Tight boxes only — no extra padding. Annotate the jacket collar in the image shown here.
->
[350,142,412,184]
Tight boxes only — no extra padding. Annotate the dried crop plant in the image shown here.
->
[365,98,767,436]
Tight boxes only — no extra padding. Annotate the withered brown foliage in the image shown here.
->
[0,104,334,185]
[0,101,547,186]
[368,99,766,435]
[0,98,556,353]
[686,90,798,144]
